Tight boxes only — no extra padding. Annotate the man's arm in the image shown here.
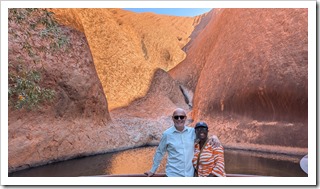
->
[144,133,167,177]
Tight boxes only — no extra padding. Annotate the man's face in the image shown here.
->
[172,110,186,129]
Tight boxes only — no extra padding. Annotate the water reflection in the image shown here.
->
[225,150,306,177]
[9,146,307,177]
[107,147,166,175]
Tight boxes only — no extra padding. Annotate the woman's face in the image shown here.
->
[195,127,208,140]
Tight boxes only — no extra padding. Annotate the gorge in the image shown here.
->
[8,8,308,173]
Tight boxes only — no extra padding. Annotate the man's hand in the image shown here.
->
[208,135,221,147]
[144,171,155,177]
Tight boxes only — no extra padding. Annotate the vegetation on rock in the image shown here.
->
[8,8,69,110]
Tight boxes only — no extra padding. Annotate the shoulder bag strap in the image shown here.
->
[195,138,209,176]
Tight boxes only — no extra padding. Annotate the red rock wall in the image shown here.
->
[8,9,112,172]
[8,9,110,121]
[195,8,307,121]
[171,8,308,148]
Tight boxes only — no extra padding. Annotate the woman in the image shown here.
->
[192,121,226,177]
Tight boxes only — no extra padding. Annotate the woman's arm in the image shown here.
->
[210,145,226,177]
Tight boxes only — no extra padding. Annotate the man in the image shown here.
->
[145,108,222,177]
[144,108,195,177]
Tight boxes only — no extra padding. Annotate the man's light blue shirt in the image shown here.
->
[150,126,196,177]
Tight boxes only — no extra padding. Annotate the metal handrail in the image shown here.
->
[90,173,263,177]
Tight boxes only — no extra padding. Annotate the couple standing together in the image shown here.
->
[145,108,226,177]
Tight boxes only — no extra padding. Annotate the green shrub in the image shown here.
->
[8,64,55,110]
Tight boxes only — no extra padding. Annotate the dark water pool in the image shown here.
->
[9,146,307,177]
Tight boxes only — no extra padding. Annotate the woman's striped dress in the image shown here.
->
[192,142,226,177]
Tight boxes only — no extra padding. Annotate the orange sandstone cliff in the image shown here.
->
[49,8,198,110]
[170,8,308,149]
[8,8,203,172]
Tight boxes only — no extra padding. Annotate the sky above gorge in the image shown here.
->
[123,8,212,17]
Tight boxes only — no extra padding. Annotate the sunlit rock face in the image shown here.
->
[111,68,189,120]
[109,68,191,149]
[8,8,202,172]
[170,9,308,148]
[50,8,200,110]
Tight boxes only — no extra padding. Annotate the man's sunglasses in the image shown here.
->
[173,115,186,120]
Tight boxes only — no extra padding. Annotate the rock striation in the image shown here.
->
[170,8,308,148]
